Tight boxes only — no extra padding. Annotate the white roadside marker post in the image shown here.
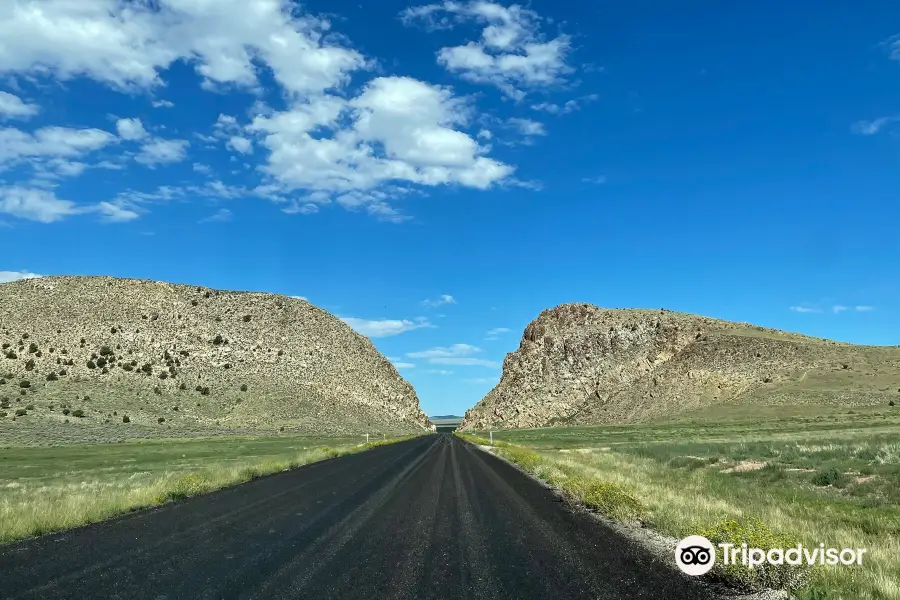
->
[366,433,369,444]
[490,430,493,445]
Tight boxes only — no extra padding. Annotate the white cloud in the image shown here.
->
[426,369,453,375]
[407,343,481,359]
[406,344,499,367]
[199,208,233,223]
[0,270,43,283]
[431,357,499,367]
[115,117,149,141]
[0,186,81,222]
[531,94,598,115]
[0,0,522,222]
[0,0,365,95]
[401,1,573,99]
[485,327,510,340]
[582,175,607,185]
[290,295,308,301]
[136,138,189,166]
[393,361,416,369]
[852,116,899,135]
[226,135,253,154]
[463,377,496,384]
[421,294,457,307]
[0,126,117,165]
[93,200,142,222]
[789,305,821,313]
[192,163,212,174]
[0,91,39,120]
[341,316,434,338]
[508,117,545,137]
[791,303,874,314]
[250,76,514,219]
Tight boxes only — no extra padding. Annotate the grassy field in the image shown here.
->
[463,406,900,600]
[0,433,411,544]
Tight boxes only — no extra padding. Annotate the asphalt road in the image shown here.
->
[0,435,717,600]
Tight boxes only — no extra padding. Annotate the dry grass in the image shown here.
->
[464,411,900,600]
[0,434,418,544]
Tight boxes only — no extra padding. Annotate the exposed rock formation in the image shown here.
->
[461,303,900,429]
[0,276,432,442]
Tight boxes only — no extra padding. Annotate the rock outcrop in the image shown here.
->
[461,303,900,429]
[0,276,432,442]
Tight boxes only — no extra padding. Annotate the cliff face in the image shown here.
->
[461,303,900,430]
[0,276,432,442]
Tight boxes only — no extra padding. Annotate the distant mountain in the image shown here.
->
[431,415,464,420]
[462,303,900,430]
[0,276,433,444]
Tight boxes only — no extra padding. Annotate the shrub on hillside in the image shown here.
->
[700,518,811,591]
[62,408,70,415]
[24,359,35,371]
[15,408,27,416]
[122,415,130,423]
[46,373,58,381]
[28,343,38,353]
[240,384,248,392]
[158,417,165,424]
[19,380,30,388]
[25,404,34,410]
[72,409,85,418]
[95,357,107,368]
[812,467,846,488]
[5,351,17,359]
[86,360,96,369]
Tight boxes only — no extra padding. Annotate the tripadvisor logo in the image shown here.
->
[675,535,868,576]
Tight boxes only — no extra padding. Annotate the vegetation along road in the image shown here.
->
[0,434,716,600]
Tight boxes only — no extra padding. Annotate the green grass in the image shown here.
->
[0,433,418,544]
[463,409,900,600]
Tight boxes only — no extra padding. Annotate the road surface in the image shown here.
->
[0,435,717,599]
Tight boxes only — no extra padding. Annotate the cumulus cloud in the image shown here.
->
[226,136,253,154]
[421,294,457,307]
[249,76,514,220]
[115,117,149,140]
[0,186,81,222]
[401,1,573,99]
[0,126,117,166]
[0,0,364,94]
[427,369,454,375]
[0,270,43,283]
[0,91,39,120]
[0,0,522,221]
[136,138,189,166]
[392,361,416,369]
[341,316,434,338]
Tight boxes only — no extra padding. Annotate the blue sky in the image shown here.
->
[1,1,899,416]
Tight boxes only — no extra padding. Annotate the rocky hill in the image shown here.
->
[461,303,900,430]
[0,276,432,444]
